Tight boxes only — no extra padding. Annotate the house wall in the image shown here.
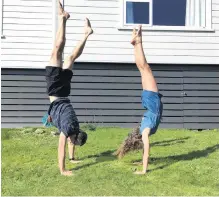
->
[2,64,219,129]
[1,0,53,68]
[63,0,219,65]
[1,0,218,68]
[1,0,218,129]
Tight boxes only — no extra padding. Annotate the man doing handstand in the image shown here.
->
[44,1,93,176]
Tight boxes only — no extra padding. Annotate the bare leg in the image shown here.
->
[63,18,93,70]
[48,1,70,67]
[131,25,158,92]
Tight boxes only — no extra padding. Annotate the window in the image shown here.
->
[120,0,212,31]
[126,1,152,25]
[153,0,186,26]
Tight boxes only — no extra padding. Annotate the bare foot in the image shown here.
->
[84,18,93,36]
[131,25,142,46]
[58,1,70,20]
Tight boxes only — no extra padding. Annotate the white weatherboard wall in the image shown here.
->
[1,0,219,67]
[1,0,53,68]
[64,0,219,64]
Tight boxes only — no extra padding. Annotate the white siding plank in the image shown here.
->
[1,56,219,68]
[66,34,219,43]
[65,6,119,14]
[213,17,219,24]
[64,48,219,57]
[64,42,219,50]
[1,55,50,61]
[3,12,52,19]
[212,10,219,17]
[1,42,52,50]
[67,20,117,28]
[3,6,52,13]
[74,54,219,64]
[1,61,47,68]
[3,30,52,37]
[1,37,52,44]
[4,1,52,7]
[4,18,52,25]
[3,41,219,51]
[67,15,118,22]
[212,23,219,30]
[65,25,219,36]
[1,55,44,62]
[65,1,118,8]
[3,24,52,31]
[212,4,219,10]
[66,20,219,29]
[2,49,51,56]
[3,48,218,57]
[212,0,219,4]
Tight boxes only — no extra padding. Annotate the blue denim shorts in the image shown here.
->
[140,90,163,136]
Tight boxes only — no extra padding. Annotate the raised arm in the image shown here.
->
[58,132,73,176]
[142,130,150,173]
[67,137,82,163]
[134,128,150,174]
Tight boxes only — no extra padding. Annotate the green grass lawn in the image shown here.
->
[2,127,219,196]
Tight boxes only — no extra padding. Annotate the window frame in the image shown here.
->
[124,0,153,26]
[119,0,214,32]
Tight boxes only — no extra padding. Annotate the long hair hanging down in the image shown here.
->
[114,127,143,159]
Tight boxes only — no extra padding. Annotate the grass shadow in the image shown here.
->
[148,144,219,171]
[131,138,218,172]
[80,150,116,160]
[151,137,190,147]
[71,150,117,171]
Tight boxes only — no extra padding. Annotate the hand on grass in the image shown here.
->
[133,161,143,165]
[133,170,146,175]
[61,170,73,176]
[69,159,82,164]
